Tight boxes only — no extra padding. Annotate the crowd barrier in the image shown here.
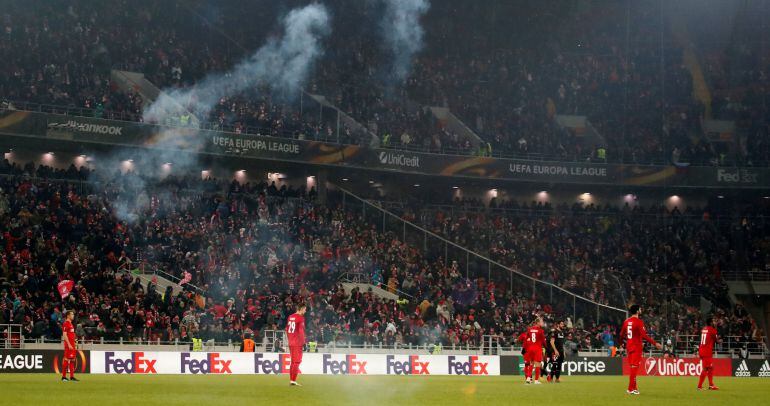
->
[2,350,768,377]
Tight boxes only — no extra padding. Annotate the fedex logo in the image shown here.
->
[322,354,367,375]
[254,353,293,374]
[105,352,157,374]
[448,356,489,375]
[181,353,232,374]
[386,355,430,375]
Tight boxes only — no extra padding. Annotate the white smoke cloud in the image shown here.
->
[143,3,331,127]
[379,0,430,83]
[103,4,331,224]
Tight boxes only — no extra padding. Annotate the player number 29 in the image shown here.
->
[288,321,296,334]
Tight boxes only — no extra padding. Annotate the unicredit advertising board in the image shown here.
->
[623,357,732,377]
[90,351,500,376]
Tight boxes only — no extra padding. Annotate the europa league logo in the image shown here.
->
[52,350,88,374]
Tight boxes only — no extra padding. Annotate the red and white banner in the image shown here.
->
[90,351,500,376]
[623,357,732,377]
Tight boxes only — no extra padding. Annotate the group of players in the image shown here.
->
[58,302,722,395]
[516,304,721,394]
[517,318,565,385]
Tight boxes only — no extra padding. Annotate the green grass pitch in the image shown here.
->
[1,375,768,405]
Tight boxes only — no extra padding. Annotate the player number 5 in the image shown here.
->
[626,324,633,339]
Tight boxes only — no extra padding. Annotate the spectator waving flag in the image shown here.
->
[57,280,75,299]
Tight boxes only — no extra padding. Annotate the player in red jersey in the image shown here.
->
[286,303,307,386]
[620,305,661,395]
[61,310,79,382]
[518,317,546,384]
[697,317,720,390]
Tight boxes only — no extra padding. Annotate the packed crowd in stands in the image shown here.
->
[695,1,770,166]
[397,198,767,333]
[2,1,766,164]
[0,160,765,353]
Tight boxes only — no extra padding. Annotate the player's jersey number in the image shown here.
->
[627,324,633,339]
[288,320,296,334]
[700,331,707,345]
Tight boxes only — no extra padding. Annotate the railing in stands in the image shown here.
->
[722,271,770,281]
[0,324,23,349]
[17,335,768,357]
[335,185,630,326]
[673,334,768,357]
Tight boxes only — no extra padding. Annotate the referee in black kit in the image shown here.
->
[546,320,566,383]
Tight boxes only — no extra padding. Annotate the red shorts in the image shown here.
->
[524,348,543,363]
[700,355,713,368]
[627,349,642,367]
[289,346,303,364]
[64,348,77,359]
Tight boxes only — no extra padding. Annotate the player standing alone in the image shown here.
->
[61,310,79,382]
[547,321,565,383]
[620,305,661,395]
[697,317,720,391]
[518,317,546,384]
[286,303,307,386]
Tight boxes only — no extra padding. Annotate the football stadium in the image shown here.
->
[1,0,770,405]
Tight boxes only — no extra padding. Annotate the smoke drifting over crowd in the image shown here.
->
[379,0,430,83]
[143,3,331,127]
[103,3,331,223]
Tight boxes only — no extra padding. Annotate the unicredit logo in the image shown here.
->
[105,352,157,374]
[181,353,232,374]
[378,151,420,168]
[448,356,489,375]
[254,353,292,374]
[322,354,368,375]
[645,358,701,376]
[386,355,430,375]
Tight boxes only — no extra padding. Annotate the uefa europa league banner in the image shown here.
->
[1,109,768,188]
[0,349,90,374]
[89,351,500,376]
